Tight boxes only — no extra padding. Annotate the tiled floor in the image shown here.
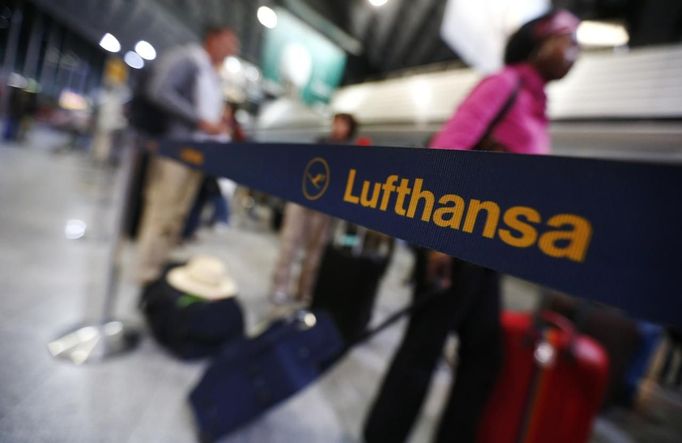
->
[1,127,679,443]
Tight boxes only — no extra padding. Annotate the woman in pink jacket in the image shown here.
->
[365,10,580,443]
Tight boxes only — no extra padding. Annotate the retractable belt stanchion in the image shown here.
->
[45,135,682,364]
[47,142,139,364]
[156,139,682,327]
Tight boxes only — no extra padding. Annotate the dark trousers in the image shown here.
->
[182,177,229,239]
[364,257,503,443]
[3,117,20,141]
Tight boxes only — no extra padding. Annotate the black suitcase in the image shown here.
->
[311,224,394,342]
[123,148,150,240]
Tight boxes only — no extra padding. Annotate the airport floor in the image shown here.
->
[0,127,679,443]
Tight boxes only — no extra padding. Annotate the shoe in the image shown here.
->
[213,223,230,235]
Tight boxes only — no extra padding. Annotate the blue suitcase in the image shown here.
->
[188,310,344,441]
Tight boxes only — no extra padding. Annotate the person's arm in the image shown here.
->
[146,54,200,126]
[430,72,517,150]
[147,56,228,135]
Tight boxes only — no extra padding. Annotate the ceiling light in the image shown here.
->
[257,6,278,29]
[99,33,121,53]
[577,21,629,47]
[134,40,156,61]
[368,0,389,7]
[124,51,144,69]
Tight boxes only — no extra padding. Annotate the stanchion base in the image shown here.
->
[47,321,140,364]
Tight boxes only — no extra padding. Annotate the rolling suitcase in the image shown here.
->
[311,223,394,342]
[477,311,609,443]
[189,310,344,442]
[189,289,444,441]
[546,293,642,406]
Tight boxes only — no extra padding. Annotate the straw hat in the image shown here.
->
[167,256,238,300]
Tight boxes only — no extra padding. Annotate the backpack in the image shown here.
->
[128,67,169,136]
[139,262,245,359]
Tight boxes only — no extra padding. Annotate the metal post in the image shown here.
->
[47,140,140,364]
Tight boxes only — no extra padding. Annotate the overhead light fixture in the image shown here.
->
[124,51,144,69]
[577,21,629,47]
[257,6,278,29]
[134,40,156,61]
[99,33,121,53]
[368,0,389,7]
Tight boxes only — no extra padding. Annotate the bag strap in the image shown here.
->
[473,78,522,150]
[345,287,446,349]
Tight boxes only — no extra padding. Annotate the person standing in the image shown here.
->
[270,113,358,304]
[135,26,239,284]
[364,10,581,443]
[92,84,127,164]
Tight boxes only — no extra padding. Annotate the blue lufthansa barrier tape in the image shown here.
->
[154,140,682,326]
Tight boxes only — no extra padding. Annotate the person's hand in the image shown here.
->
[477,136,508,152]
[426,250,452,289]
[198,119,228,136]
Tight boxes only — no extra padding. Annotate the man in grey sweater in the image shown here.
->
[136,26,239,284]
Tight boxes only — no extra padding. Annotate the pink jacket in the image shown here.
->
[430,63,550,155]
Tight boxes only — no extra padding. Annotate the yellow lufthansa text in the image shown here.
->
[342,169,592,263]
[180,147,204,166]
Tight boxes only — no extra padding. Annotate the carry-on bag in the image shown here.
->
[477,311,609,443]
[311,222,394,342]
[188,309,344,441]
[189,287,444,442]
[140,260,244,359]
[546,293,642,405]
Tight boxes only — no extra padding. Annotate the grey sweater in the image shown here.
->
[146,44,204,138]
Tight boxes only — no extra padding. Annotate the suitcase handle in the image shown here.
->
[527,311,576,351]
[516,311,578,443]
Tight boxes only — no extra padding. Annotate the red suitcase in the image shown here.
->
[477,311,609,443]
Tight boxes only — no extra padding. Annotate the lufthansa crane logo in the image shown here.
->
[302,157,330,201]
